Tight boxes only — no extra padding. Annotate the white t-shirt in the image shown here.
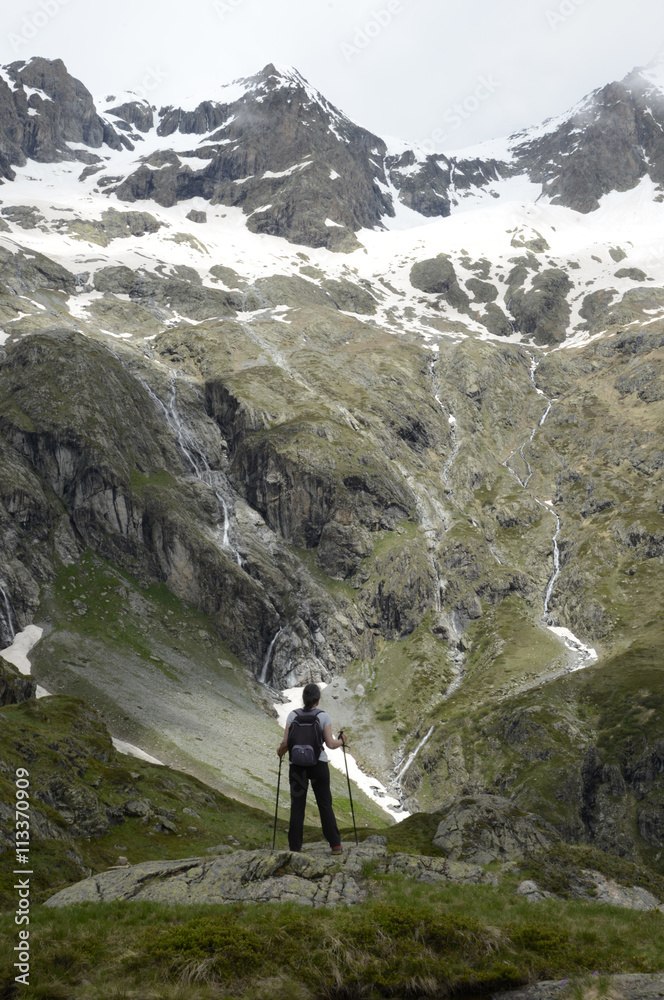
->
[286,709,332,763]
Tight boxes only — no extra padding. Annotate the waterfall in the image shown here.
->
[534,500,561,614]
[260,628,283,685]
[500,352,598,672]
[430,364,460,495]
[138,374,240,564]
[501,352,563,613]
[503,353,555,487]
[394,725,435,785]
[441,414,460,493]
[428,358,468,693]
[0,582,16,648]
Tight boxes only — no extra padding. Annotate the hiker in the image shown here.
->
[277,682,347,854]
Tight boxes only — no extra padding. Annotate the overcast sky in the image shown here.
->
[3,0,664,150]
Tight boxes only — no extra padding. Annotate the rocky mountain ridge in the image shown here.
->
[3,55,664,249]
[0,52,662,872]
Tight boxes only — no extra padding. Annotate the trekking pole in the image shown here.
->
[272,754,283,850]
[338,731,358,845]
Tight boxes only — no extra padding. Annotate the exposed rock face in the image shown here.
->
[507,268,573,346]
[0,329,280,667]
[0,658,35,705]
[361,540,437,638]
[432,794,555,864]
[498,976,664,1000]
[2,55,664,247]
[105,98,154,134]
[44,841,496,908]
[0,57,124,176]
[369,59,664,223]
[511,72,664,213]
[108,64,392,251]
[386,149,508,218]
[316,515,373,580]
[410,255,470,312]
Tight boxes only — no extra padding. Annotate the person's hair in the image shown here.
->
[302,683,321,710]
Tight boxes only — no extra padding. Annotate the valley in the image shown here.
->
[0,52,662,901]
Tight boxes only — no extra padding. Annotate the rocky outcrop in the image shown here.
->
[44,841,496,908]
[0,57,124,176]
[105,98,154,134]
[108,64,392,250]
[511,72,664,213]
[0,658,35,705]
[410,255,471,312]
[498,976,664,1000]
[3,55,664,248]
[0,244,76,296]
[507,267,573,346]
[92,264,240,321]
[432,794,556,864]
[386,149,508,218]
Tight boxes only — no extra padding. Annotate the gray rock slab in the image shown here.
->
[44,843,503,909]
[44,849,366,909]
[582,870,664,913]
[493,974,664,1000]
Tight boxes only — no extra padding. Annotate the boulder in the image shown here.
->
[410,255,470,312]
[432,794,555,864]
[516,879,554,902]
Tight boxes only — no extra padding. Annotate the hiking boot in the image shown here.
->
[331,845,343,856]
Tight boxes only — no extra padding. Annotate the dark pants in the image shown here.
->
[288,760,341,852]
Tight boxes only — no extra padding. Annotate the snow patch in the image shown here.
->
[112,739,165,765]
[547,626,598,668]
[0,624,50,698]
[263,160,311,179]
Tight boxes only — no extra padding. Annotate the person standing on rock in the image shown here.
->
[277,682,347,855]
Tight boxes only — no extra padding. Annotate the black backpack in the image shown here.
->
[288,708,324,766]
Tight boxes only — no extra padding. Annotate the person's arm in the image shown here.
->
[277,723,289,757]
[323,724,347,750]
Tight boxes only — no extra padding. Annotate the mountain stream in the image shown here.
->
[503,353,598,671]
[136,373,242,565]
